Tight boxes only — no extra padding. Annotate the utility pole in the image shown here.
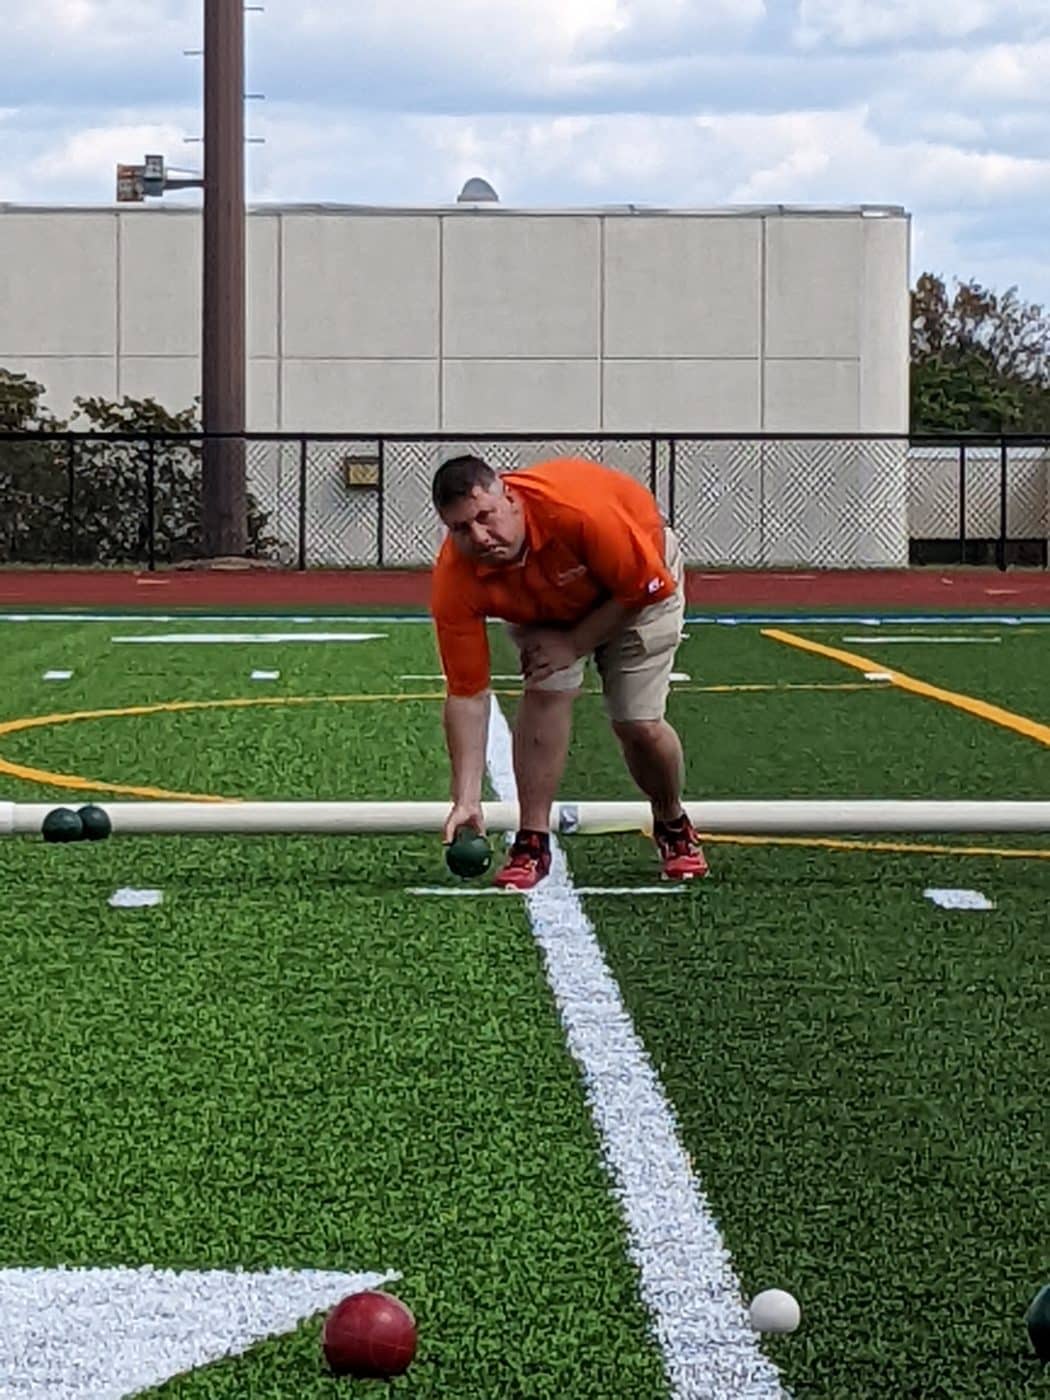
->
[200,0,247,557]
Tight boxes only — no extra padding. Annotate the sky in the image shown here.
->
[4,0,1050,308]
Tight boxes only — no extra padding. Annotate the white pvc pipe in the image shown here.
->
[3,799,1050,836]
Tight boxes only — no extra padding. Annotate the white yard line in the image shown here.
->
[840,635,1001,645]
[0,614,432,624]
[484,696,786,1399]
[409,885,685,896]
[109,632,387,644]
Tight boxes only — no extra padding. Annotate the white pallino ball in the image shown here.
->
[749,1288,801,1333]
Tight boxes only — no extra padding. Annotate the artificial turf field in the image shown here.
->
[2,610,1050,1398]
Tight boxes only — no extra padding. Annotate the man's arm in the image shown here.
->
[431,578,492,833]
[443,691,490,809]
[525,501,671,680]
[519,597,638,682]
[570,595,637,656]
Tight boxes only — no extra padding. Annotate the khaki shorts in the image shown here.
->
[505,526,685,723]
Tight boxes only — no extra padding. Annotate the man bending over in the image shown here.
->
[429,453,707,890]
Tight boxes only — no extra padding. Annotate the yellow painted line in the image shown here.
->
[762,628,1050,747]
[0,681,863,801]
[494,681,873,697]
[0,759,226,802]
[0,691,451,800]
[604,825,1050,862]
[673,681,871,695]
[700,832,1050,861]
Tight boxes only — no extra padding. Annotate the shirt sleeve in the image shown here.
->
[430,566,491,697]
[577,499,675,609]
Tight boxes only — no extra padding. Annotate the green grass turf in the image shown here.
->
[3,619,1050,1395]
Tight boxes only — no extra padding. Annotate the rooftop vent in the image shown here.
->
[456,176,499,203]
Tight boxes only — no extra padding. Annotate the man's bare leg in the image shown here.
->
[611,716,707,878]
[513,688,578,830]
[610,718,685,823]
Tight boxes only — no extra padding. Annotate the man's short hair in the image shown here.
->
[432,455,497,511]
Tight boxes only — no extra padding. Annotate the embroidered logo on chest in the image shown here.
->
[555,564,587,584]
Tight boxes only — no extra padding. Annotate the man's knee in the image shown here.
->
[521,684,581,706]
[611,716,665,746]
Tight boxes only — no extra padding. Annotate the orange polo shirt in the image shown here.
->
[430,457,675,697]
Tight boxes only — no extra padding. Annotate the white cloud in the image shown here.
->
[795,0,1049,48]
[8,0,194,48]
[923,39,1050,102]
[706,108,1050,211]
[33,122,193,195]
[0,111,197,203]
[914,112,986,144]
[292,0,623,71]
[583,0,766,59]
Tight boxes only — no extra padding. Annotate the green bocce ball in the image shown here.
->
[41,807,84,843]
[445,824,492,879]
[77,804,112,841]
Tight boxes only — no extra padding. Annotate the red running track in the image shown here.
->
[1,568,1049,610]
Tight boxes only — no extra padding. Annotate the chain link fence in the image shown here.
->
[1,430,1047,569]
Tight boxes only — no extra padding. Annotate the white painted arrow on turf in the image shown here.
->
[0,1264,399,1399]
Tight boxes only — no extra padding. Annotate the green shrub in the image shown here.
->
[0,370,279,564]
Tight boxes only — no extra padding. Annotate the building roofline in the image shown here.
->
[0,200,910,219]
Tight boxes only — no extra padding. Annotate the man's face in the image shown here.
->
[441,482,526,564]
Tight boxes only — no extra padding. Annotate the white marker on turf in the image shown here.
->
[485,696,786,1399]
[42,670,73,681]
[924,888,995,911]
[108,889,163,908]
[0,1264,399,1400]
[251,669,280,681]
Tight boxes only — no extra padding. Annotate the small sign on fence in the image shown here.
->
[342,454,380,488]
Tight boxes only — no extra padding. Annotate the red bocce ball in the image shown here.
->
[322,1290,418,1380]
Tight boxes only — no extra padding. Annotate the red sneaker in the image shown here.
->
[493,831,552,891]
[654,814,709,881]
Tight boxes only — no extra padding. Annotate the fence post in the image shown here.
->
[648,437,657,501]
[667,437,677,528]
[66,436,76,564]
[146,437,157,571]
[298,438,308,571]
[997,438,1008,571]
[958,441,966,564]
[376,438,385,566]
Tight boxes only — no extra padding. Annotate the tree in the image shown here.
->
[0,369,70,561]
[910,273,1050,433]
[71,392,278,564]
[0,370,278,564]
